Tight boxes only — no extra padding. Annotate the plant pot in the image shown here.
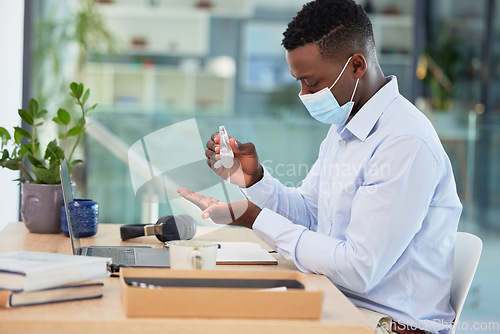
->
[21,183,64,234]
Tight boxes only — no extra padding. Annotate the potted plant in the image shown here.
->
[417,32,462,113]
[0,82,96,234]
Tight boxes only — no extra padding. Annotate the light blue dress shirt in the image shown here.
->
[241,76,462,334]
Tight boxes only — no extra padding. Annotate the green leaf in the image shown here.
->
[43,140,58,160]
[57,108,71,125]
[13,177,25,184]
[1,159,20,171]
[87,103,98,113]
[18,144,30,155]
[33,167,55,184]
[0,127,11,138]
[82,88,90,106]
[0,127,11,145]
[28,99,39,117]
[71,159,84,166]
[52,117,65,125]
[67,126,82,137]
[37,109,48,119]
[44,140,65,161]
[76,83,84,99]
[1,149,9,160]
[77,117,86,126]
[70,82,78,95]
[58,132,67,140]
[70,82,84,99]
[14,126,32,140]
[18,109,34,126]
[27,154,44,167]
[55,146,65,160]
[13,130,22,144]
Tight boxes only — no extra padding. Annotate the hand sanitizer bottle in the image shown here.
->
[214,125,234,169]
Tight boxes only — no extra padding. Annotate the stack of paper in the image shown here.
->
[216,242,278,265]
[0,251,110,308]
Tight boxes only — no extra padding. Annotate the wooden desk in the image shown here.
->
[0,222,370,334]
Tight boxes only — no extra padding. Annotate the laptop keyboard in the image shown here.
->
[87,247,136,266]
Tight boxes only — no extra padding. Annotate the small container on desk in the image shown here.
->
[61,199,99,237]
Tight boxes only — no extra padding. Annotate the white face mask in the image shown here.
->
[299,56,359,125]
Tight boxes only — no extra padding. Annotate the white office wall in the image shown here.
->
[0,0,25,232]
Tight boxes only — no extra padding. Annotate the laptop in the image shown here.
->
[60,160,170,272]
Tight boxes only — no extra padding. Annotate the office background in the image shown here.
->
[0,0,499,332]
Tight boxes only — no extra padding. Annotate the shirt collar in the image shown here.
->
[345,75,400,141]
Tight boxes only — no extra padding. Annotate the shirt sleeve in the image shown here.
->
[240,160,321,230]
[252,135,442,293]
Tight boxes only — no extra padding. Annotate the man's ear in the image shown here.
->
[351,53,367,78]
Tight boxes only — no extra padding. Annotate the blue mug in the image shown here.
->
[61,199,99,237]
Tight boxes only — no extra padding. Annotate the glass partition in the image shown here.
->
[85,113,329,224]
[423,0,500,325]
[28,0,500,231]
[28,0,420,224]
[423,0,500,232]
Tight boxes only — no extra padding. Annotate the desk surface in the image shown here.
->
[0,222,370,334]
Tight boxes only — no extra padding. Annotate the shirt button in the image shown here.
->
[340,139,347,145]
[247,195,252,199]
[328,212,331,218]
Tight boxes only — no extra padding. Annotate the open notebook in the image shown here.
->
[215,242,277,265]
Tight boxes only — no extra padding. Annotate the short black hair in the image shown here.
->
[282,0,375,61]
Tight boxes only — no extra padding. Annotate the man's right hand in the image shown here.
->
[206,132,263,188]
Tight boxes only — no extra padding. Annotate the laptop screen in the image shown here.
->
[60,160,83,255]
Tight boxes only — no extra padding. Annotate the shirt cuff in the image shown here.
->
[239,167,276,207]
[253,208,308,269]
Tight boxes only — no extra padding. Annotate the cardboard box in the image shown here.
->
[120,268,323,319]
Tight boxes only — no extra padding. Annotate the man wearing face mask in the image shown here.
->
[178,0,462,333]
